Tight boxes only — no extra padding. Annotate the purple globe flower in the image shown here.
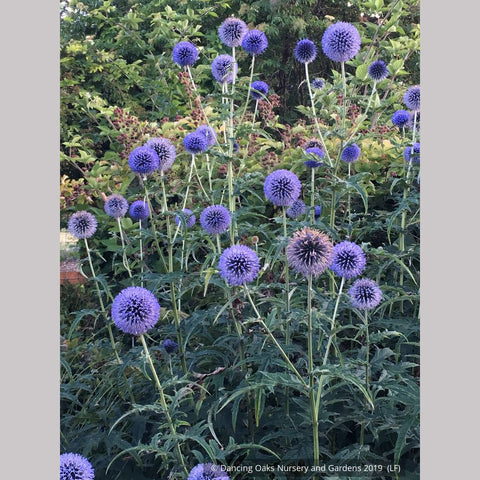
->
[60,453,95,480]
[304,139,323,150]
[187,463,230,480]
[68,211,97,239]
[312,78,325,90]
[286,227,334,277]
[321,22,361,62]
[404,143,420,163]
[111,286,161,335]
[162,339,178,354]
[211,54,238,84]
[218,244,261,286]
[175,208,196,228]
[183,132,208,155]
[304,147,324,168]
[403,85,420,110]
[218,17,248,48]
[145,137,176,172]
[264,169,302,207]
[314,205,322,219]
[341,143,361,163]
[368,60,388,81]
[348,278,382,310]
[233,141,239,153]
[330,241,366,279]
[294,38,317,63]
[241,29,268,55]
[250,80,269,100]
[128,146,160,175]
[172,41,199,67]
[286,199,307,219]
[104,194,128,219]
[200,205,231,235]
[129,200,150,221]
[391,109,410,128]
[196,125,217,146]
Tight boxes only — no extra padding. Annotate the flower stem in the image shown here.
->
[320,277,345,359]
[117,217,133,278]
[310,167,316,223]
[240,54,256,123]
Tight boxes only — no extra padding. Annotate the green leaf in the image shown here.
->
[355,64,369,81]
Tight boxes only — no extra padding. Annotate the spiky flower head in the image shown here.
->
[341,143,361,163]
[321,22,361,62]
[218,245,260,286]
[241,29,268,55]
[311,78,325,90]
[264,169,302,207]
[175,208,196,228]
[187,463,230,480]
[200,205,231,235]
[172,41,199,67]
[348,278,382,310]
[404,142,420,163]
[403,85,420,110]
[304,147,324,168]
[111,286,160,336]
[391,109,410,128]
[145,137,176,172]
[368,59,388,81]
[196,125,217,146]
[314,205,322,219]
[128,146,160,175]
[286,227,334,277]
[233,141,239,153]
[211,54,238,84]
[129,200,149,221]
[330,241,366,279]
[104,194,128,219]
[162,339,178,354]
[286,199,307,219]
[68,211,97,239]
[60,453,95,480]
[294,38,317,63]
[183,132,208,155]
[250,80,269,100]
[218,17,248,47]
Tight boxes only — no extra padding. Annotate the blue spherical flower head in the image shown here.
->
[391,109,410,128]
[330,241,366,279]
[314,205,322,219]
[404,142,420,163]
[233,141,239,153]
[104,194,128,219]
[196,125,217,147]
[311,78,325,90]
[200,205,231,235]
[368,60,388,81]
[321,22,361,62]
[188,463,230,480]
[304,147,324,168]
[211,54,237,84]
[162,339,178,354]
[242,29,268,55]
[218,17,248,47]
[128,146,160,175]
[287,227,334,277]
[112,286,161,336]
[403,85,420,110]
[341,143,361,163]
[286,199,307,219]
[348,278,382,310]
[145,137,176,172]
[219,244,261,286]
[264,169,302,207]
[294,38,317,63]
[129,200,149,221]
[183,132,208,155]
[68,211,97,239]
[60,453,95,480]
[172,41,199,67]
[175,208,196,228]
[250,80,269,100]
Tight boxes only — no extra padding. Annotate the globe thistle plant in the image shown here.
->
[403,85,420,110]
[129,200,150,221]
[200,205,231,235]
[348,278,382,310]
[304,147,324,168]
[321,22,361,62]
[249,80,269,100]
[368,60,388,81]
[314,205,322,220]
[183,132,208,155]
[68,211,97,239]
[211,54,238,84]
[241,29,268,55]
[187,463,230,480]
[172,41,199,67]
[330,241,367,279]
[111,286,161,336]
[286,199,307,219]
[196,125,217,146]
[218,244,261,286]
[128,146,160,175]
[404,142,420,163]
[341,143,361,163]
[391,109,411,128]
[104,194,129,219]
[311,78,325,90]
[286,227,334,277]
[60,453,95,480]
[175,208,196,228]
[294,38,317,63]
[264,169,302,207]
[304,139,323,150]
[162,339,179,354]
[145,137,176,172]
[218,17,248,48]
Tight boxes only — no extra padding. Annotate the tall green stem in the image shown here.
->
[360,310,370,446]
[240,54,256,123]
[310,167,316,223]
[117,217,132,278]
